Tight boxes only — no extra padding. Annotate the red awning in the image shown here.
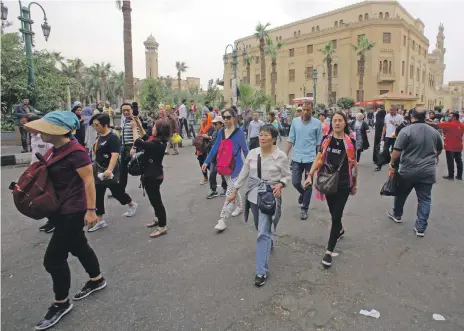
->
[292,97,314,105]
[354,101,385,106]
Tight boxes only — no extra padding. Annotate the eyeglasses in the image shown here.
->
[223,116,232,120]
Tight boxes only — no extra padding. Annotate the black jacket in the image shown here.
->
[133,135,166,179]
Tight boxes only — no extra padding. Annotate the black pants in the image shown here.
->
[209,162,227,192]
[445,151,463,178]
[19,126,29,151]
[357,149,362,163]
[119,149,132,191]
[179,118,189,138]
[377,137,396,169]
[197,154,208,178]
[373,133,381,164]
[44,212,101,301]
[143,177,167,227]
[249,137,259,150]
[326,187,351,252]
[187,123,196,138]
[96,183,132,216]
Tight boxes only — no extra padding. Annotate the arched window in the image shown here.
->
[389,61,392,73]
[279,36,282,41]
[379,61,383,72]
[383,60,388,74]
[298,30,301,36]
[294,31,297,37]
[359,14,363,21]
[379,12,383,19]
[335,21,338,27]
[333,64,338,77]
[340,19,343,25]
[385,12,389,18]
[364,13,369,20]
[312,27,315,32]
[316,26,320,31]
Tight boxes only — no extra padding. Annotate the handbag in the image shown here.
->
[128,152,145,176]
[257,154,276,215]
[315,151,346,195]
[380,170,401,196]
[93,136,120,186]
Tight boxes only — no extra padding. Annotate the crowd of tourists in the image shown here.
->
[10,97,464,330]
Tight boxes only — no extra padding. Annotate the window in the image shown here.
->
[379,61,383,73]
[289,48,294,57]
[419,45,421,54]
[306,93,313,97]
[149,68,152,77]
[312,27,315,32]
[364,13,369,20]
[333,64,338,77]
[289,69,295,82]
[422,70,425,83]
[385,12,389,18]
[339,19,343,25]
[380,89,389,95]
[279,36,282,41]
[383,32,391,43]
[331,39,337,49]
[288,94,295,104]
[379,12,383,19]
[294,31,297,37]
[389,61,392,74]
[229,78,232,87]
[307,44,313,54]
[403,36,406,46]
[402,61,405,76]
[410,65,414,79]
[306,66,313,80]
[359,14,363,21]
[255,56,259,64]
[298,30,301,36]
[255,74,260,86]
[382,60,388,74]
[416,68,420,81]
[316,26,320,31]
[412,40,415,49]
[334,21,338,27]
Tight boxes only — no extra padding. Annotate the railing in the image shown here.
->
[377,72,396,82]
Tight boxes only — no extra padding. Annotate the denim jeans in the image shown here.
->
[250,202,273,276]
[393,180,433,232]
[291,161,313,211]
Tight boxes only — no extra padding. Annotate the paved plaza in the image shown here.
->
[2,141,464,331]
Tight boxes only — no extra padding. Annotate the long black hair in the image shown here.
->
[329,111,350,135]
[154,120,171,144]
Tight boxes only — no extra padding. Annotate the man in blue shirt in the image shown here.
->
[285,101,322,220]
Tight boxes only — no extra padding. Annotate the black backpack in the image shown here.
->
[128,152,145,176]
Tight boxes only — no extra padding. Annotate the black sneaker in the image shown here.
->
[414,227,425,237]
[443,176,454,180]
[39,222,55,233]
[387,210,402,223]
[456,176,462,180]
[35,300,73,330]
[298,194,303,205]
[374,166,381,172]
[207,191,219,199]
[337,229,345,242]
[254,274,267,287]
[300,211,308,220]
[321,253,332,268]
[73,277,107,301]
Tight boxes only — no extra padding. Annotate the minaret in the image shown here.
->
[435,24,446,88]
[144,34,159,79]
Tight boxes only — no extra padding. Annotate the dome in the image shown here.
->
[144,34,158,46]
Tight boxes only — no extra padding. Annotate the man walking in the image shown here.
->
[285,101,322,220]
[13,98,37,153]
[178,99,189,138]
[376,105,403,171]
[247,111,264,150]
[387,108,443,237]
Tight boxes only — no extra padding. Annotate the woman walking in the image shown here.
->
[202,108,249,231]
[71,105,86,147]
[304,111,358,268]
[132,118,171,238]
[196,113,214,185]
[227,124,290,287]
[351,113,370,162]
[24,111,106,330]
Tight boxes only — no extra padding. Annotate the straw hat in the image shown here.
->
[24,111,79,136]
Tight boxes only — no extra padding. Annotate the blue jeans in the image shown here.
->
[291,161,313,211]
[393,181,433,232]
[250,202,273,276]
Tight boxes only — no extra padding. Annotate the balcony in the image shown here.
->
[377,72,396,82]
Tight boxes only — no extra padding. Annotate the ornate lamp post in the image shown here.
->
[223,41,247,105]
[2,1,51,106]
[312,65,326,108]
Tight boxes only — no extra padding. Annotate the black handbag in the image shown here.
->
[128,152,145,176]
[257,154,276,215]
[93,136,120,186]
[380,170,401,196]
[315,151,346,195]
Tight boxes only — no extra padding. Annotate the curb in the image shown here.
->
[1,139,194,166]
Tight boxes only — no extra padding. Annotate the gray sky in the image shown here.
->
[3,0,463,88]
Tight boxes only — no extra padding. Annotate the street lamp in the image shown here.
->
[312,64,326,108]
[1,1,51,106]
[224,41,247,105]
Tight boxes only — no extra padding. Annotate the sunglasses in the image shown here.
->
[223,115,233,120]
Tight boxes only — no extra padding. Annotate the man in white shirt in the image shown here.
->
[375,104,403,171]
[178,99,189,138]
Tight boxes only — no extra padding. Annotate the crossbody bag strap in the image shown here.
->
[257,154,262,179]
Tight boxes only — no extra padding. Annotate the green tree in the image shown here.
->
[175,61,188,92]
[204,79,221,105]
[320,41,336,105]
[265,37,284,102]
[352,35,375,101]
[254,22,271,91]
[139,78,164,116]
[337,97,355,110]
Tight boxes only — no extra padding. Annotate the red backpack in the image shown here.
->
[216,128,240,176]
[12,143,85,220]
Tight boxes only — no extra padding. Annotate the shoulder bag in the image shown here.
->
[315,150,346,195]
[257,154,276,215]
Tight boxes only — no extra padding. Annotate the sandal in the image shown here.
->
[146,219,159,228]
[150,228,167,238]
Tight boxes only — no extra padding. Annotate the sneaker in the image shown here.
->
[414,227,425,237]
[214,219,227,231]
[207,191,219,199]
[219,189,227,197]
[231,207,243,217]
[387,210,402,223]
[455,176,462,180]
[337,229,345,242]
[200,179,209,185]
[298,194,303,205]
[321,253,332,267]
[374,166,381,172]
[123,202,138,217]
[254,274,267,287]
[73,277,107,301]
[300,211,308,220]
[87,220,107,232]
[39,222,55,233]
[443,176,454,180]
[35,300,73,330]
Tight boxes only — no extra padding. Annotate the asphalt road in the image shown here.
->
[2,140,464,331]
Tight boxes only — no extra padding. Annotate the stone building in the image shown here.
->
[223,0,451,108]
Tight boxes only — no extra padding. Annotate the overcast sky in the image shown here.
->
[3,0,463,88]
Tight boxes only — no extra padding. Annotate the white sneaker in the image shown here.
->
[123,202,138,217]
[231,207,243,217]
[88,220,107,232]
[214,219,227,231]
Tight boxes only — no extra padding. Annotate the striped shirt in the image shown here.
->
[121,117,140,145]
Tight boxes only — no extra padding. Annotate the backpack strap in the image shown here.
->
[257,154,262,179]
[46,142,86,167]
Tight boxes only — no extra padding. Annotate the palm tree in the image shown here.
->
[87,62,112,101]
[254,22,271,91]
[320,41,336,105]
[107,71,125,105]
[244,55,255,84]
[352,35,375,101]
[116,1,134,100]
[265,37,284,102]
[175,61,188,92]
[165,75,173,90]
[85,66,101,102]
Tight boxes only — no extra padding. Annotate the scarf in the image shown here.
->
[200,113,213,134]
[314,133,356,201]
